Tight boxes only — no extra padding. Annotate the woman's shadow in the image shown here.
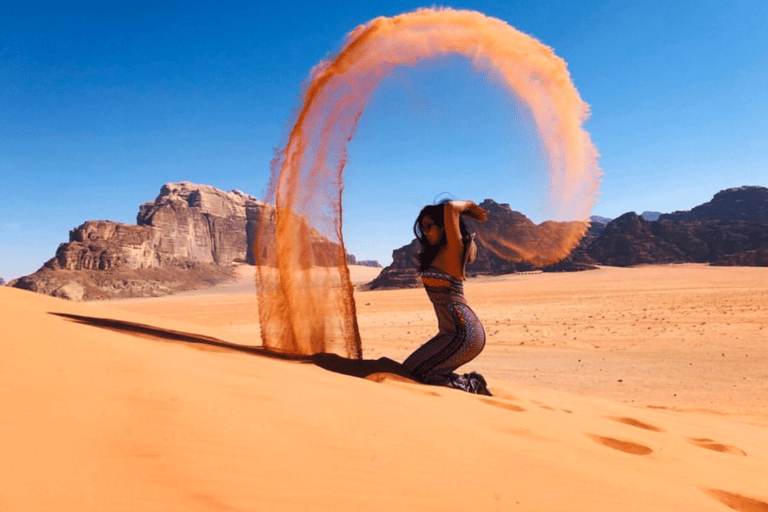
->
[50,312,416,383]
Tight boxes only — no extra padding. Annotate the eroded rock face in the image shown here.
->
[585,213,688,266]
[14,182,273,300]
[366,187,768,289]
[365,200,594,290]
[714,247,768,266]
[584,214,768,267]
[137,182,261,265]
[47,182,274,273]
[365,239,422,290]
[50,221,157,271]
[659,186,768,223]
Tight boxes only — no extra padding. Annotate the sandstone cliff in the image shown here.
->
[13,183,272,300]
[14,183,768,296]
[366,200,594,290]
[366,187,768,289]
[13,182,377,300]
[585,186,768,267]
[659,186,768,223]
[585,214,768,267]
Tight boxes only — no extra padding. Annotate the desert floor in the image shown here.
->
[2,264,767,511]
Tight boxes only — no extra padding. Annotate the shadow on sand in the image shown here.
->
[50,312,416,383]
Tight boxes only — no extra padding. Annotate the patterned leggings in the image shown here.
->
[403,302,486,388]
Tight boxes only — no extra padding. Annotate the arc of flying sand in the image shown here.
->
[257,8,602,356]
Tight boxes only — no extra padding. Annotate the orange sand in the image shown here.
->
[2,264,767,511]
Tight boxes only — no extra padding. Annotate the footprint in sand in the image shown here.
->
[529,399,557,411]
[689,438,747,457]
[365,373,442,396]
[704,489,768,512]
[479,398,525,412]
[608,416,666,432]
[587,435,653,456]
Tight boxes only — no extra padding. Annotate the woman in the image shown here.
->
[402,199,491,395]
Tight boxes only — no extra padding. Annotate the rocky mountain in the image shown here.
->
[366,200,594,290]
[584,187,768,267]
[641,211,661,221]
[345,254,382,267]
[14,183,767,296]
[13,182,380,300]
[367,186,768,289]
[584,213,768,267]
[659,186,768,223]
[12,183,274,300]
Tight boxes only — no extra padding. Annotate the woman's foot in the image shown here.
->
[446,372,492,396]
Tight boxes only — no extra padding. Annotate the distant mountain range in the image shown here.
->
[592,211,665,224]
[578,186,768,268]
[367,186,768,289]
[8,184,768,298]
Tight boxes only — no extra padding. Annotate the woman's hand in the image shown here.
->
[462,203,488,222]
[448,200,488,221]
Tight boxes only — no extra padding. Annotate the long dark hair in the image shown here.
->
[413,202,472,273]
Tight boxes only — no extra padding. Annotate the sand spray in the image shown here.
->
[255,8,602,357]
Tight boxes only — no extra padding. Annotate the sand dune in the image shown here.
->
[2,265,767,510]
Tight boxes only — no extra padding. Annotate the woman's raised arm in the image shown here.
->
[441,200,488,275]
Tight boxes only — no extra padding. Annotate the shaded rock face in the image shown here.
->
[366,200,594,290]
[365,239,422,290]
[659,186,768,223]
[51,221,157,271]
[569,187,768,268]
[586,213,689,266]
[47,182,269,274]
[714,247,768,266]
[583,211,768,267]
[345,254,382,267]
[12,265,233,301]
[14,182,273,300]
[137,183,261,266]
[367,187,768,289]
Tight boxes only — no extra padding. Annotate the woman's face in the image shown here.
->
[421,215,444,246]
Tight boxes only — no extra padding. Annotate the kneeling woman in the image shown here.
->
[403,200,491,395]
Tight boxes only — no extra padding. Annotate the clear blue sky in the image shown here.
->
[2,0,766,280]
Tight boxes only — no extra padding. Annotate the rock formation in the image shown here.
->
[13,183,768,296]
[590,215,612,225]
[364,239,422,290]
[41,182,269,274]
[13,183,273,300]
[584,214,768,267]
[641,211,661,221]
[136,183,259,266]
[367,186,768,289]
[584,186,768,267]
[13,181,377,300]
[659,186,768,223]
[366,200,594,290]
[345,254,382,267]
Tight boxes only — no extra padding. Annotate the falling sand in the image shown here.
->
[256,8,602,356]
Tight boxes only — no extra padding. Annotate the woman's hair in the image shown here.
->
[413,202,472,273]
